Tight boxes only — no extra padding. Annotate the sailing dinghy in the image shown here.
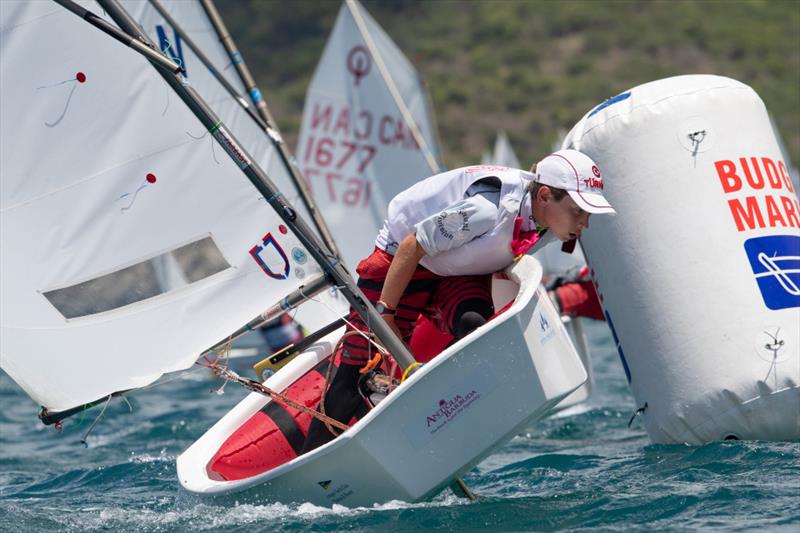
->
[177,256,587,506]
[1,0,586,505]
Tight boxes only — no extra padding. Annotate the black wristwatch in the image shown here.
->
[374,300,397,316]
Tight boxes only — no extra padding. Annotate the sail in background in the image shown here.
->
[0,0,321,412]
[770,114,800,193]
[489,131,521,169]
[296,0,443,268]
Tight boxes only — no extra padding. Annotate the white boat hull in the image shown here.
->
[177,257,587,505]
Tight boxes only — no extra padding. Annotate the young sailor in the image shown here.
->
[301,149,615,453]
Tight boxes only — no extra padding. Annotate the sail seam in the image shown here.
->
[0,137,205,213]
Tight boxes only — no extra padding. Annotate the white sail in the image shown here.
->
[296,0,443,268]
[491,131,521,169]
[123,0,347,332]
[0,0,322,412]
[121,0,316,242]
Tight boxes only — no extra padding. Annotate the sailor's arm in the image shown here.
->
[378,234,426,338]
[378,194,496,335]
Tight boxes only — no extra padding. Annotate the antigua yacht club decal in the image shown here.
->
[250,232,290,280]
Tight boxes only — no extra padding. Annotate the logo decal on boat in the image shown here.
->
[318,480,332,490]
[744,235,800,310]
[323,482,354,503]
[405,364,497,447]
[539,312,549,332]
[424,390,480,434]
[250,232,291,280]
[538,311,556,344]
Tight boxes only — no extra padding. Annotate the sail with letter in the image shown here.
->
[296,0,443,267]
[121,0,347,331]
[0,0,321,413]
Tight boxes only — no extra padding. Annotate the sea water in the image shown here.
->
[1,320,798,532]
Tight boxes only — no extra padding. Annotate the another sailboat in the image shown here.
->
[295,0,444,270]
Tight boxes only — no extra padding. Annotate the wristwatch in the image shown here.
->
[374,300,397,316]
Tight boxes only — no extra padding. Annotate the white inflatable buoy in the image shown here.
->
[564,75,800,444]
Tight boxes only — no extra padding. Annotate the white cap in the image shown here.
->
[535,149,616,214]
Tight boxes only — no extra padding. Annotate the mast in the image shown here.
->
[52,0,181,73]
[147,0,266,130]
[91,0,415,370]
[197,0,341,260]
[346,0,441,174]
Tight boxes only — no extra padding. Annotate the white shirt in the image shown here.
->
[376,178,502,255]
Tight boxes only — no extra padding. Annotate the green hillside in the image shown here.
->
[217,0,800,169]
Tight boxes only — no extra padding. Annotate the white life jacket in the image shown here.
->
[384,165,556,276]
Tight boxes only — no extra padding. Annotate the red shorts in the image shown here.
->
[340,248,493,366]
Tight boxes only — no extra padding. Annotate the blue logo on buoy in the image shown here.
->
[744,235,800,310]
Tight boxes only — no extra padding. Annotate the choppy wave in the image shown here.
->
[2,321,798,532]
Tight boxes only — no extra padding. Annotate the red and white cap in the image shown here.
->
[535,149,616,214]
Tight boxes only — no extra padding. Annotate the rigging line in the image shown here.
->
[175,0,341,259]
[158,37,183,72]
[211,364,349,432]
[121,396,133,413]
[185,130,221,164]
[762,327,783,389]
[763,356,778,390]
[137,371,198,391]
[80,395,113,447]
[36,79,77,89]
[214,336,233,369]
[162,79,170,115]
[117,182,149,213]
[346,0,441,174]
[100,0,416,371]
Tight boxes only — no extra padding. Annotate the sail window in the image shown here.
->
[43,236,230,319]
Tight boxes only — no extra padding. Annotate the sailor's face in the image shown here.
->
[539,193,590,241]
